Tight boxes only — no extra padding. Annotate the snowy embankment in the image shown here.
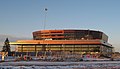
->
[1,61,78,66]
[0,61,120,69]
[0,61,120,66]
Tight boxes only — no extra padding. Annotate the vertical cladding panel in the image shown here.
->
[40,30,50,39]
[33,31,42,40]
[75,30,86,40]
[102,33,108,42]
[40,30,65,39]
[50,30,64,33]
[64,30,75,40]
[33,32,36,39]
[64,30,75,33]
[49,30,64,39]
[90,31,101,39]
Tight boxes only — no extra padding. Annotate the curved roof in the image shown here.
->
[33,29,103,33]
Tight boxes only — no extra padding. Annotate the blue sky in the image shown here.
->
[0,0,120,51]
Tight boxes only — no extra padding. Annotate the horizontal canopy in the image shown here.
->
[10,40,102,45]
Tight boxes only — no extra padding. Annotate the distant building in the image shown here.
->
[10,29,114,57]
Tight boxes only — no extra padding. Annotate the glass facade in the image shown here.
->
[17,44,113,57]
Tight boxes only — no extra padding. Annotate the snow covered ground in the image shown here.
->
[0,61,120,69]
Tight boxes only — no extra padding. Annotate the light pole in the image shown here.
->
[44,8,48,30]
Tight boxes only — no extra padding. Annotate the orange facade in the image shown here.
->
[32,29,108,42]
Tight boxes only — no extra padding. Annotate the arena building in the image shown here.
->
[10,29,114,57]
